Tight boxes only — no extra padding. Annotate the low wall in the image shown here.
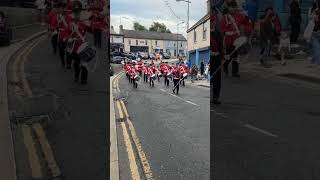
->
[0,7,38,27]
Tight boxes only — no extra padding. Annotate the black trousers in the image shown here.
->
[179,77,185,86]
[58,41,67,67]
[94,29,102,48]
[144,74,148,82]
[72,53,88,83]
[211,55,221,100]
[164,76,169,87]
[132,78,137,88]
[224,45,239,75]
[290,21,300,43]
[51,34,58,54]
[157,75,160,82]
[173,78,180,94]
[149,77,154,86]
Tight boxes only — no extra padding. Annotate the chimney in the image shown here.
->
[119,25,124,34]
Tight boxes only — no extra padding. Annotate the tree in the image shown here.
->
[133,22,148,31]
[149,22,171,33]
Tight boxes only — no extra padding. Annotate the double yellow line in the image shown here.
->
[112,72,154,180]
[14,36,61,179]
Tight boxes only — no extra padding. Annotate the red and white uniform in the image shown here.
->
[162,64,171,77]
[143,66,149,75]
[57,13,72,42]
[178,65,189,78]
[172,70,180,80]
[220,14,240,47]
[148,67,155,77]
[48,9,58,33]
[69,19,90,53]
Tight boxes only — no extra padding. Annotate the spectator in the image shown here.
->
[305,1,319,60]
[278,32,291,65]
[205,63,210,81]
[290,0,302,43]
[190,64,198,83]
[200,61,204,75]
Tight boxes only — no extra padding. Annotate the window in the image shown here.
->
[129,40,131,45]
[203,22,207,40]
[194,30,197,43]
[155,41,158,46]
[136,40,138,45]
[145,40,147,45]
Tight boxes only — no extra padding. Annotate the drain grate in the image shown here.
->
[278,73,320,84]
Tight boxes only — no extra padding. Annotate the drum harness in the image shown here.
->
[57,14,68,42]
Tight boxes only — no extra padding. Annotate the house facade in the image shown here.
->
[187,14,210,68]
[119,25,187,56]
[110,26,124,53]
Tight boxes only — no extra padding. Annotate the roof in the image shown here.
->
[122,29,187,41]
[187,14,210,33]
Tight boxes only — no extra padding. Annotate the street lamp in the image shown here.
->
[177,21,185,57]
[176,0,191,30]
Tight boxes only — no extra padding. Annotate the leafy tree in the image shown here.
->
[133,22,148,31]
[149,22,171,33]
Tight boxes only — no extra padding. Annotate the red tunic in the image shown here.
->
[172,71,180,79]
[220,15,240,46]
[48,10,58,33]
[57,13,72,42]
[69,19,90,53]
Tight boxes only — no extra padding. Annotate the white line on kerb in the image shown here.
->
[160,89,200,106]
[244,124,278,138]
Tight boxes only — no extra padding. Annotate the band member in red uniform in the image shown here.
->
[48,3,58,54]
[69,0,91,84]
[137,61,143,76]
[143,63,149,83]
[178,62,189,86]
[148,65,155,87]
[172,67,180,94]
[56,2,72,68]
[156,65,162,82]
[220,7,241,77]
[88,0,106,48]
[163,62,171,87]
[131,66,138,88]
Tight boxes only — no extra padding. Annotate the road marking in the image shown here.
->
[33,123,61,178]
[244,124,278,138]
[20,38,44,97]
[21,125,43,179]
[126,119,155,180]
[160,88,200,106]
[121,121,141,180]
[120,100,129,118]
[116,101,124,119]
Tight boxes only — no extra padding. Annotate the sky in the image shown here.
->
[110,0,208,37]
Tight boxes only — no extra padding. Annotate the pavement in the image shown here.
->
[113,71,210,179]
[0,25,47,180]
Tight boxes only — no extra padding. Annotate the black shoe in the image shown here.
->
[172,90,175,94]
[232,74,240,78]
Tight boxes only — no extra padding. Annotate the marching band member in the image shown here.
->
[178,62,189,86]
[47,3,58,54]
[220,7,241,77]
[137,61,143,76]
[143,63,149,83]
[131,66,138,88]
[156,65,162,82]
[68,0,91,84]
[148,65,155,87]
[88,0,106,48]
[172,67,181,94]
[56,2,72,68]
[162,62,171,87]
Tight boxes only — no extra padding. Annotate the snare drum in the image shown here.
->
[134,74,140,81]
[167,72,172,79]
[151,74,156,81]
[78,43,96,63]
[158,73,162,77]
[182,73,188,79]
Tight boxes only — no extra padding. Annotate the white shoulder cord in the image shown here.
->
[71,22,86,42]
[58,14,68,28]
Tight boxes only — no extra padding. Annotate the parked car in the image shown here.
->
[111,51,125,57]
[111,56,125,64]
[149,53,155,60]
[138,52,149,59]
[162,52,171,59]
[0,11,12,46]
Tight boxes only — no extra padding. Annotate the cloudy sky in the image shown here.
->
[110,0,208,37]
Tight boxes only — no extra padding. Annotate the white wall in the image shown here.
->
[187,18,210,51]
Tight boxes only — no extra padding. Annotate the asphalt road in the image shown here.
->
[115,73,210,179]
[212,69,320,180]
[7,34,108,179]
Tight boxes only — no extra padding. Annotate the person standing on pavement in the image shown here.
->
[200,61,205,76]
[172,67,180,94]
[220,8,241,77]
[290,0,302,43]
[190,64,198,83]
